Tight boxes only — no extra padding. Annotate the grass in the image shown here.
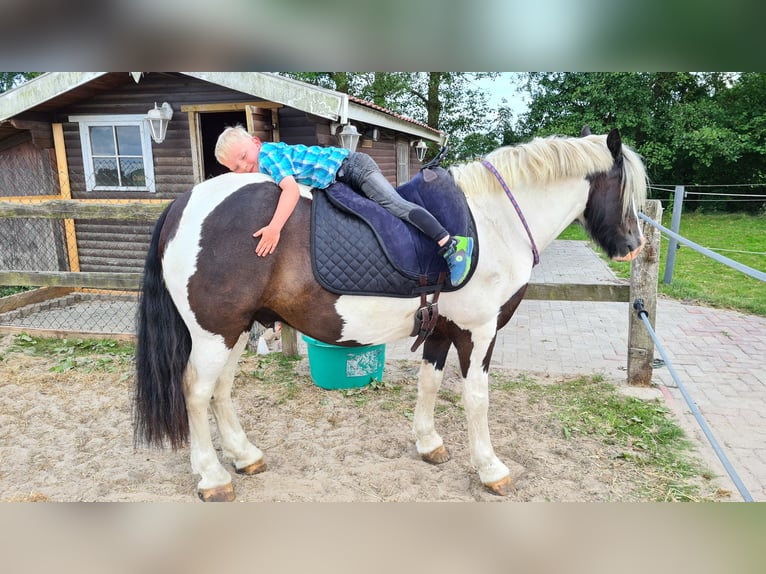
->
[491,372,718,501]
[9,333,134,374]
[558,211,766,316]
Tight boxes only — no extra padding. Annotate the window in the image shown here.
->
[73,115,156,192]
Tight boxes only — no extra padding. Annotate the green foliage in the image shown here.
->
[491,373,714,501]
[0,286,32,298]
[11,334,134,373]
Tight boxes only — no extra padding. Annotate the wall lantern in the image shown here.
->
[335,123,360,152]
[412,139,428,162]
[146,102,173,144]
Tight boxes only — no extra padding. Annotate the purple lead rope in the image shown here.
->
[481,159,540,266]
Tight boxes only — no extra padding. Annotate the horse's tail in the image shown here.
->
[134,203,191,449]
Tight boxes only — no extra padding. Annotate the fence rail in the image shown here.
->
[1,271,142,290]
[0,199,169,220]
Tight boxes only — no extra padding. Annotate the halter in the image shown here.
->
[481,159,540,266]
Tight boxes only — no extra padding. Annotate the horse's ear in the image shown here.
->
[580,125,592,137]
[606,128,622,160]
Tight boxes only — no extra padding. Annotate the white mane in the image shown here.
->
[450,134,648,215]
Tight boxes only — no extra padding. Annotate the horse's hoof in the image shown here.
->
[483,475,514,496]
[421,444,450,465]
[235,458,267,475]
[198,483,236,502]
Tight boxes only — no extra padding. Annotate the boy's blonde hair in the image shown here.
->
[214,125,253,164]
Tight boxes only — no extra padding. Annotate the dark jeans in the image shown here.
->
[335,152,449,243]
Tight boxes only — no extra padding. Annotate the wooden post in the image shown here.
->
[281,325,299,356]
[628,199,662,386]
[52,123,80,272]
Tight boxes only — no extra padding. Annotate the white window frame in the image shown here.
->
[396,138,410,186]
[71,114,157,193]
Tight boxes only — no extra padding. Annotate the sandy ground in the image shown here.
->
[0,334,720,502]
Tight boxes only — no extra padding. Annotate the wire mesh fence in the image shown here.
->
[0,292,140,335]
[1,152,160,336]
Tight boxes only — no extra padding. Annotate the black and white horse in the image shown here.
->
[135,128,647,501]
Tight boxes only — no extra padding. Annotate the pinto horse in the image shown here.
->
[134,128,647,501]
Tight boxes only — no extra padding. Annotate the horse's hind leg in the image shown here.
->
[413,333,451,464]
[210,332,266,476]
[185,335,239,502]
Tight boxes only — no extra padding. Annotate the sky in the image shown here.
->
[472,73,530,119]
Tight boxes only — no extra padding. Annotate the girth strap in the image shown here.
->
[410,272,447,352]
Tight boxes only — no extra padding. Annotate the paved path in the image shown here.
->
[385,240,766,502]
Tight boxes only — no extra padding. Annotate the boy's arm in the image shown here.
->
[253,175,300,256]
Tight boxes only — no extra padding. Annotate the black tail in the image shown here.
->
[134,204,191,449]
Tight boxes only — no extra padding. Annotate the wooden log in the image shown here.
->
[628,200,663,386]
[0,324,136,341]
[0,286,73,314]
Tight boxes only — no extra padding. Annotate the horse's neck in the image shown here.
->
[524,178,590,248]
[471,176,590,256]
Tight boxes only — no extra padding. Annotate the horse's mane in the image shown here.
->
[450,134,648,215]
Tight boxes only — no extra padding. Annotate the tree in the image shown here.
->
[279,72,503,161]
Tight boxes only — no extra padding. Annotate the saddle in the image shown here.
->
[310,166,478,298]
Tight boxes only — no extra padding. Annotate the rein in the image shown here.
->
[481,159,540,266]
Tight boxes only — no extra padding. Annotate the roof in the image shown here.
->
[347,95,442,141]
[0,72,444,143]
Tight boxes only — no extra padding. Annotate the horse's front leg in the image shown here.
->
[457,328,513,496]
[413,332,452,465]
[186,340,238,502]
[210,332,266,476]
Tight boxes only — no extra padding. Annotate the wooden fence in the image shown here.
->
[0,199,662,385]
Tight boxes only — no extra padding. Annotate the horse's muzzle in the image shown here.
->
[613,236,645,262]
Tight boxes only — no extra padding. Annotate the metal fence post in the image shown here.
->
[662,185,685,284]
[628,199,663,386]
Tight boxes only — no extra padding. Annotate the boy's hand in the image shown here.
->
[252,176,299,257]
[253,225,281,256]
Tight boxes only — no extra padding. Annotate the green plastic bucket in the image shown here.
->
[302,335,385,389]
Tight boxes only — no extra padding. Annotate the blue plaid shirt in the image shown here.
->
[258,142,350,189]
